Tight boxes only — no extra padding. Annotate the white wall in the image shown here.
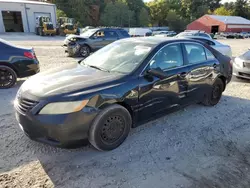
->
[227,25,250,29]
[0,2,56,33]
[25,3,56,33]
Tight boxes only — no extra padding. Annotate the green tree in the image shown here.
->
[56,9,67,18]
[125,0,145,25]
[100,1,135,27]
[213,6,233,16]
[166,10,187,32]
[147,0,169,26]
[139,8,150,26]
[233,0,249,18]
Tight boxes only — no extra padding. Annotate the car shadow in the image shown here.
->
[28,95,250,187]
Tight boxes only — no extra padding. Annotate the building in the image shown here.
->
[187,15,250,33]
[0,0,56,33]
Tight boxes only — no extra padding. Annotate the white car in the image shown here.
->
[179,36,232,58]
[175,31,212,39]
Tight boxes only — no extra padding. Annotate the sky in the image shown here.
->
[143,0,236,3]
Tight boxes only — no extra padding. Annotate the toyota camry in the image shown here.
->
[14,37,232,151]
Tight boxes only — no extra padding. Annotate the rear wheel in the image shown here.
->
[89,104,132,151]
[79,45,90,58]
[202,78,224,106]
[0,66,17,89]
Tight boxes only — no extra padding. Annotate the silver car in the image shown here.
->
[233,50,250,79]
[178,36,232,58]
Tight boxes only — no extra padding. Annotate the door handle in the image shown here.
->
[178,72,187,78]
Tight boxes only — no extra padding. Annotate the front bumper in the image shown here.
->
[233,63,250,79]
[63,42,80,57]
[15,104,98,147]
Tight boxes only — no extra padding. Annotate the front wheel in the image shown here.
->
[89,104,132,151]
[201,78,224,106]
[0,66,17,89]
[79,45,90,58]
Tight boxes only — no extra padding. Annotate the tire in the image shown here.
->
[201,78,224,106]
[89,104,132,151]
[79,45,90,58]
[0,65,17,89]
[39,28,44,36]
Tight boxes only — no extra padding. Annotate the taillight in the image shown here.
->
[24,51,35,59]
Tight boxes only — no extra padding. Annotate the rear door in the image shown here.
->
[182,43,219,102]
[104,30,119,45]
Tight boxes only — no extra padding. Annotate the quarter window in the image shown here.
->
[184,44,206,64]
[149,44,183,70]
[205,48,216,60]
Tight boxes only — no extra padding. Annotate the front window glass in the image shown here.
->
[184,44,206,64]
[80,29,98,37]
[81,41,153,74]
[149,44,183,70]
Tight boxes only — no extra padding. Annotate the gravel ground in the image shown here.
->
[1,35,250,188]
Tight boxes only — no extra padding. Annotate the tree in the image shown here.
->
[233,0,249,18]
[100,1,135,27]
[139,8,150,26]
[213,6,233,16]
[147,0,170,26]
[56,9,67,18]
[125,0,145,25]
[166,10,187,32]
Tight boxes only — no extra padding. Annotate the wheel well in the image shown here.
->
[116,102,134,121]
[81,43,92,52]
[0,63,19,77]
[218,75,226,91]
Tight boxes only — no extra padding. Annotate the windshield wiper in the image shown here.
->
[88,65,110,72]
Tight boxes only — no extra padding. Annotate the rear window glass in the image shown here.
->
[205,48,216,60]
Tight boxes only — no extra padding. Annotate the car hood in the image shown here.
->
[20,63,123,98]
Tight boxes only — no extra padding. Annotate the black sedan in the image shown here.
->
[0,38,40,88]
[14,37,232,151]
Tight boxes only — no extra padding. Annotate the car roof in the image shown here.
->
[119,37,202,46]
[177,36,213,41]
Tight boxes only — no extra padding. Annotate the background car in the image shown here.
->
[15,37,232,151]
[64,27,130,57]
[233,49,250,79]
[178,36,232,58]
[175,30,212,39]
[0,38,39,89]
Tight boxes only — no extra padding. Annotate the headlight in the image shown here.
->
[234,57,244,68]
[39,100,89,115]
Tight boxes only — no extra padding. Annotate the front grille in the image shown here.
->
[239,72,250,78]
[65,25,74,30]
[17,98,38,113]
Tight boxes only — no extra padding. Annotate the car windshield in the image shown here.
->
[81,40,153,74]
[240,50,250,60]
[80,29,98,37]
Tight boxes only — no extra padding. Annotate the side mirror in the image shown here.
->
[147,68,166,79]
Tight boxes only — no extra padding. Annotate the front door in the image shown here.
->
[182,43,220,102]
[91,30,106,50]
[137,43,188,122]
[104,30,119,45]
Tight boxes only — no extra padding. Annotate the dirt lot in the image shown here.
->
[1,35,250,188]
